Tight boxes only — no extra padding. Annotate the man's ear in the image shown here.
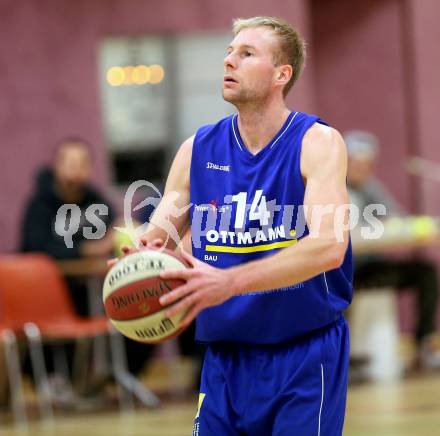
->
[276,65,293,85]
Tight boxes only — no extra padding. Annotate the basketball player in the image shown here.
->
[126,16,352,435]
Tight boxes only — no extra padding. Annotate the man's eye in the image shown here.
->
[244,51,252,57]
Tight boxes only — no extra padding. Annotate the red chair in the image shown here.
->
[0,253,158,419]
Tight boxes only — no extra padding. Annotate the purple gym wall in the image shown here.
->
[0,0,313,253]
[312,0,410,207]
[0,0,438,259]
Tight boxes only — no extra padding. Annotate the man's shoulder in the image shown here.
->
[301,123,347,178]
[304,122,336,139]
[23,168,58,210]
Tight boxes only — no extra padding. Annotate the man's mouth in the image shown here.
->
[224,76,238,84]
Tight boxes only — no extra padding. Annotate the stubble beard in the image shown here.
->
[222,87,263,109]
[222,86,272,113]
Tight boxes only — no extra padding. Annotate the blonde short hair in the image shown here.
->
[232,16,306,96]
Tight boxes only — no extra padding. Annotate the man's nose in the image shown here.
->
[224,52,237,69]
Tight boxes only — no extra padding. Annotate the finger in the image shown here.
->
[178,249,198,267]
[139,237,157,246]
[182,248,206,267]
[160,268,196,281]
[164,292,200,318]
[159,282,196,306]
[148,238,164,249]
[179,303,203,328]
[121,245,136,255]
[138,238,164,250]
[107,258,118,267]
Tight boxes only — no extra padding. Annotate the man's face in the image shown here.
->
[222,27,281,104]
[54,142,92,196]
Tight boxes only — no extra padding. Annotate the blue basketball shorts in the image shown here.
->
[192,317,349,436]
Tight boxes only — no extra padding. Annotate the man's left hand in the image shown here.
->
[159,251,236,327]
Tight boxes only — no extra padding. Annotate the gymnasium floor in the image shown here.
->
[2,372,440,436]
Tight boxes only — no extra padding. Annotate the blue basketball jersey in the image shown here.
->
[190,111,353,344]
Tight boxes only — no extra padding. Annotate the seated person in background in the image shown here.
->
[20,137,152,378]
[345,130,440,369]
[21,137,114,315]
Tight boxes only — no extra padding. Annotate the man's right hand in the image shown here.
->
[107,238,165,268]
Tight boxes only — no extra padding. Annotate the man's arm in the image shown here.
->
[138,136,193,249]
[229,123,349,291]
[160,124,350,324]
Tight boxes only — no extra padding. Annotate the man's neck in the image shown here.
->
[236,99,291,155]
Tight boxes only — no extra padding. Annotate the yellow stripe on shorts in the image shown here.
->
[195,393,206,419]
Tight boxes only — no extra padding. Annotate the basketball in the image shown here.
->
[103,249,189,344]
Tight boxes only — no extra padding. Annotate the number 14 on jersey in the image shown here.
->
[231,190,271,228]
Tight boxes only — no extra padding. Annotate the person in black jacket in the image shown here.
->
[21,137,115,315]
[22,138,115,259]
[21,137,151,380]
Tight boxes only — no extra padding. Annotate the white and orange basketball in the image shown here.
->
[103,249,189,344]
